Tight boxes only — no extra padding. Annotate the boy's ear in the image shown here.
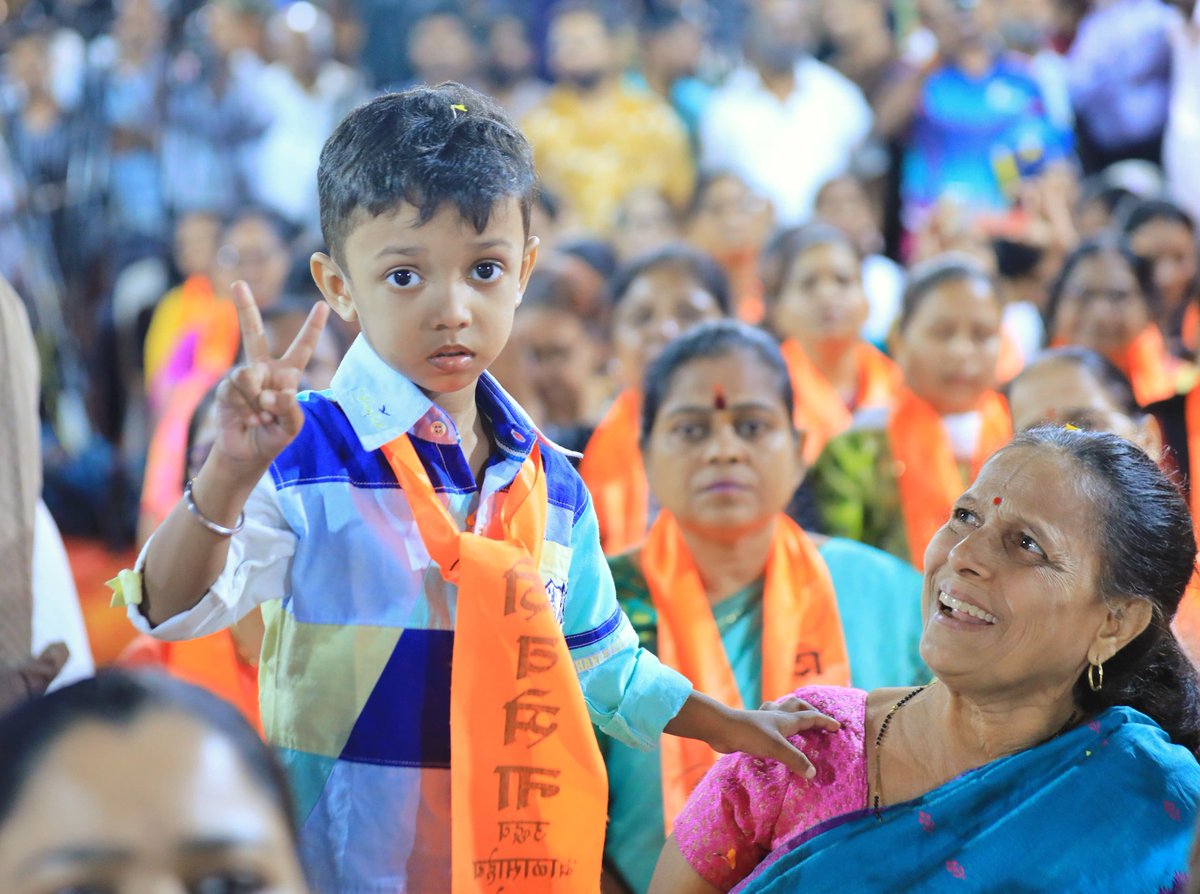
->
[311,252,357,322]
[516,236,540,305]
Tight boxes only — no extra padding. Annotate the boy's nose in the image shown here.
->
[433,283,473,329]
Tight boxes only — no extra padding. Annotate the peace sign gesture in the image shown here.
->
[213,281,331,476]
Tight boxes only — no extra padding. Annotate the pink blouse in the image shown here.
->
[673,686,870,891]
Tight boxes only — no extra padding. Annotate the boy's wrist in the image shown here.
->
[664,691,738,750]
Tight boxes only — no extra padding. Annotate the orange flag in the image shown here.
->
[381,435,606,893]
[579,390,649,555]
[888,389,1012,570]
[640,511,849,831]
[781,339,901,464]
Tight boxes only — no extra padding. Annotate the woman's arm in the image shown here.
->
[649,836,723,894]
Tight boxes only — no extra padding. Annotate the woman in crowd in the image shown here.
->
[1122,198,1199,358]
[579,245,728,555]
[1045,234,1179,406]
[651,427,1200,892]
[600,320,926,893]
[768,223,902,464]
[808,254,1012,569]
[1007,346,1162,457]
[0,670,308,893]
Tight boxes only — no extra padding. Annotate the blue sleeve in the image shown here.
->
[563,494,692,751]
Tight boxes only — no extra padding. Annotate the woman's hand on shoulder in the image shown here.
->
[213,281,330,479]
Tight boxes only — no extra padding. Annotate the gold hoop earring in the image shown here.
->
[1088,661,1104,692]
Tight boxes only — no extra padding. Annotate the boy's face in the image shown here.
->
[313,198,537,401]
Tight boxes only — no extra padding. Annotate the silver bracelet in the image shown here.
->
[183,479,245,537]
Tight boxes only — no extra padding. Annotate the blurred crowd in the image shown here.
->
[6,0,1199,628]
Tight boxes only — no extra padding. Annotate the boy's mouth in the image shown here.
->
[427,345,476,374]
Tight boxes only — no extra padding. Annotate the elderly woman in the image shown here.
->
[650,427,1200,892]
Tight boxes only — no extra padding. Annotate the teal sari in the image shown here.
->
[736,706,1200,892]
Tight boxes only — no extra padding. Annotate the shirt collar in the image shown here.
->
[330,334,539,458]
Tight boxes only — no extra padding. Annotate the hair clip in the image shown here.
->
[1063,422,1080,432]
[451,103,468,116]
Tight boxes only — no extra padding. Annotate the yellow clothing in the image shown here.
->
[522,84,694,234]
[142,275,239,410]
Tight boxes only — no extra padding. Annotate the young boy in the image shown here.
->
[114,84,833,894]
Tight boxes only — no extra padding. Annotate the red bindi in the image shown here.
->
[713,385,727,411]
[993,497,1002,506]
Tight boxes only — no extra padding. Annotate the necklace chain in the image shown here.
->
[871,681,1080,822]
[872,682,930,821]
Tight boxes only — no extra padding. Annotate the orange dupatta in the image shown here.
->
[640,511,850,831]
[579,390,649,555]
[1181,304,1198,356]
[1175,387,1200,665]
[780,338,901,464]
[381,435,606,892]
[888,389,1013,570]
[119,632,262,733]
[1116,325,1176,406]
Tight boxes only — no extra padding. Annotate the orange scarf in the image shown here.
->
[1176,388,1200,666]
[888,389,1012,570]
[781,338,901,464]
[995,327,1025,384]
[381,435,605,893]
[119,632,262,733]
[1116,325,1176,406]
[579,390,648,555]
[640,511,850,831]
[1182,303,1198,356]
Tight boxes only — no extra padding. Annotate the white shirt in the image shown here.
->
[1165,5,1200,224]
[32,500,95,690]
[700,58,873,226]
[862,253,904,345]
[252,61,365,233]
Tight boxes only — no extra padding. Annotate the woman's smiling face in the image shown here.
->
[919,446,1117,702]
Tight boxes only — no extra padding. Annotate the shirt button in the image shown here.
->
[430,421,447,437]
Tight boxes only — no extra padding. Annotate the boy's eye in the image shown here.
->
[388,269,422,288]
[471,261,502,282]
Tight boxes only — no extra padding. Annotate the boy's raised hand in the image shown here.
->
[214,281,330,475]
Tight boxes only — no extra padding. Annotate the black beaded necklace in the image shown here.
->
[872,683,931,821]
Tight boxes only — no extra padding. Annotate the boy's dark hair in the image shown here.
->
[608,244,731,314]
[317,83,536,263]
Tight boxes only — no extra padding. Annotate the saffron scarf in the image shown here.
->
[780,339,901,464]
[887,389,1012,570]
[641,511,850,831]
[1119,325,1177,406]
[119,632,262,734]
[579,389,649,555]
[736,707,1199,893]
[381,435,606,893]
[145,276,239,414]
[1175,387,1200,663]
